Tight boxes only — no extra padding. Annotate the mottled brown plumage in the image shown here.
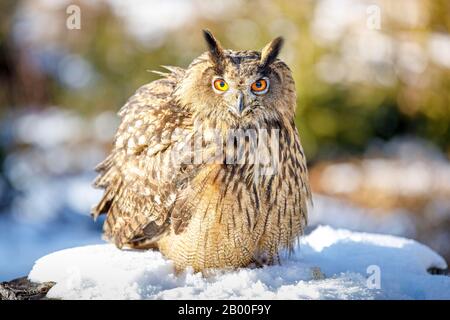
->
[92,30,311,272]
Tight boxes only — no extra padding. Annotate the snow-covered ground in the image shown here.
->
[1,109,449,300]
[0,192,424,282]
[29,225,450,300]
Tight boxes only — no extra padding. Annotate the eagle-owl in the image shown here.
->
[92,30,311,272]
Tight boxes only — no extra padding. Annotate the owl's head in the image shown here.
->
[175,30,297,129]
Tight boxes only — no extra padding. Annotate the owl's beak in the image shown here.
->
[228,91,245,117]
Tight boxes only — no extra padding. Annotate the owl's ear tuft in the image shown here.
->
[260,36,284,70]
[202,29,225,68]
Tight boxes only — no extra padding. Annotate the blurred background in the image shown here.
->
[0,0,449,281]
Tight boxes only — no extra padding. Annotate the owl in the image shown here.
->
[92,30,311,272]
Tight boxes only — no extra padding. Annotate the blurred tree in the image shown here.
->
[0,0,449,161]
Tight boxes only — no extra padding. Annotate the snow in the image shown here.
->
[309,194,417,236]
[28,225,450,300]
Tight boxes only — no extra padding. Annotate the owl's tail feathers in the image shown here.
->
[91,188,114,221]
[127,220,170,250]
[92,155,114,187]
[91,205,123,249]
[95,202,130,249]
[91,155,117,221]
[101,206,168,250]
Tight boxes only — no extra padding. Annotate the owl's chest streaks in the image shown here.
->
[158,153,306,271]
[174,123,302,225]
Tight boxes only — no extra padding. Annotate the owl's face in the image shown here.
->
[175,31,297,130]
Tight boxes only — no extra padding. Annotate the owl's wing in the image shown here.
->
[92,67,191,248]
[263,125,311,253]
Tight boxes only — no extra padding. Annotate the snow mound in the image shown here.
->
[28,225,450,300]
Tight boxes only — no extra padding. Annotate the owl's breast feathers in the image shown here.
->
[92,67,311,269]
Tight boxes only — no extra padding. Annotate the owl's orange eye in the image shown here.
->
[213,78,229,92]
[251,78,269,94]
